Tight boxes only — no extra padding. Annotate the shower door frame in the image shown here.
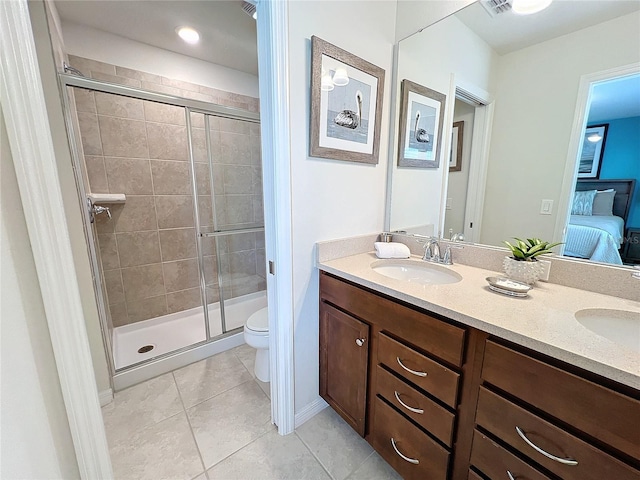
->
[59,73,262,377]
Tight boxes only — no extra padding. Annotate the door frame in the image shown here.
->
[440,78,494,244]
[256,0,295,434]
[1,1,295,479]
[553,62,640,248]
[0,0,113,476]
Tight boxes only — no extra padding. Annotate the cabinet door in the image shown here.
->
[320,303,369,436]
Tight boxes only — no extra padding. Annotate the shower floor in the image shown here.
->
[113,291,267,370]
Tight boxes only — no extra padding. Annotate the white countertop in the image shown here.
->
[318,252,640,389]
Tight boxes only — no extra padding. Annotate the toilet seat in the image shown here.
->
[246,307,268,333]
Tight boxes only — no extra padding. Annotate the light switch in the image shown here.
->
[540,199,553,215]
[446,197,452,210]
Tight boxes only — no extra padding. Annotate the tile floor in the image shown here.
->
[103,344,402,480]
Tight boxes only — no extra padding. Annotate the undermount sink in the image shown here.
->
[575,309,640,352]
[371,259,462,286]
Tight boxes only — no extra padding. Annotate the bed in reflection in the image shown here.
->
[564,179,635,264]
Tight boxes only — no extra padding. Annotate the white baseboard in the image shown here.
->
[98,388,113,407]
[294,396,328,428]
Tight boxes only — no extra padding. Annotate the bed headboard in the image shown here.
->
[576,179,636,223]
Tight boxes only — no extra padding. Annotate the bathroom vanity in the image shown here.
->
[318,255,640,480]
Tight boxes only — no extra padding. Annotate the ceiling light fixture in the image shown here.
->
[176,26,200,45]
[587,133,602,143]
[332,68,350,87]
[321,68,334,92]
[511,0,553,15]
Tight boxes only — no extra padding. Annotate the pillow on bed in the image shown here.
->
[592,189,616,216]
[571,190,597,215]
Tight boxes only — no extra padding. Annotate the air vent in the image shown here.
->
[480,0,512,17]
[241,1,256,19]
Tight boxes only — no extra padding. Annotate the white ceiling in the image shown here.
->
[54,0,258,75]
[453,0,640,121]
[456,0,640,55]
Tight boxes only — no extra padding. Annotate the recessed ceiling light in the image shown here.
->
[511,0,553,15]
[176,26,200,45]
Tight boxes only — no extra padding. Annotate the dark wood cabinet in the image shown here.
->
[318,271,640,480]
[319,302,369,436]
[622,228,640,264]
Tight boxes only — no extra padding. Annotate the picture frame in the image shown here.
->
[310,36,385,164]
[449,121,464,172]
[397,79,447,168]
[578,124,608,178]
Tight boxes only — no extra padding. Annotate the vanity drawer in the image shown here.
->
[482,340,640,460]
[476,387,640,480]
[320,272,466,366]
[468,470,483,480]
[378,333,460,407]
[375,365,455,446]
[470,429,552,480]
[371,396,450,480]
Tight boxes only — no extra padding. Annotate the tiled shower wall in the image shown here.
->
[69,56,265,328]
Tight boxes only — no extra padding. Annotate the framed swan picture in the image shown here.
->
[310,36,385,164]
[397,80,447,168]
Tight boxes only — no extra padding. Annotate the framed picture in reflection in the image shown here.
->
[578,124,608,178]
[449,121,464,172]
[397,79,447,168]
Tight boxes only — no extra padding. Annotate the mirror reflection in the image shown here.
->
[388,1,640,267]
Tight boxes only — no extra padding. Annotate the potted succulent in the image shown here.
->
[503,238,562,284]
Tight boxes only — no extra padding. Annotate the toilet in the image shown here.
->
[243,307,270,382]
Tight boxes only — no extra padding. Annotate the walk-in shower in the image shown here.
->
[60,67,265,389]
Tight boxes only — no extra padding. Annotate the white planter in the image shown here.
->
[503,256,543,285]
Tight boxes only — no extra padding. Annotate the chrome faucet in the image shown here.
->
[422,237,462,265]
[423,238,441,262]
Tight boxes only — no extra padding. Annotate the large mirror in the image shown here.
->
[387,0,640,267]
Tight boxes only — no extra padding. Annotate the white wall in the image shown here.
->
[390,14,497,234]
[1,109,80,480]
[444,99,475,235]
[287,0,397,413]
[481,11,640,247]
[62,21,259,98]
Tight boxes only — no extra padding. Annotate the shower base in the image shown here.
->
[112,290,267,371]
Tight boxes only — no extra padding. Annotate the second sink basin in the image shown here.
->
[575,308,640,352]
[371,259,462,286]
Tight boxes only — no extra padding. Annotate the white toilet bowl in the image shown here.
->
[243,307,269,382]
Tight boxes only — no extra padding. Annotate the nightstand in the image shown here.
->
[622,228,640,264]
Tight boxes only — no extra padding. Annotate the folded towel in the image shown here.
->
[374,242,411,259]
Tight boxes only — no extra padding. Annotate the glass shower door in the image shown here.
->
[191,110,266,339]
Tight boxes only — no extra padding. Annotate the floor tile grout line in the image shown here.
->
[204,426,275,475]
[293,431,338,480]
[179,375,255,411]
[344,451,375,480]
[172,370,208,476]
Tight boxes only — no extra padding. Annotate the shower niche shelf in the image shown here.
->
[87,193,126,205]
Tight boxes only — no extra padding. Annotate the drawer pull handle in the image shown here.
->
[507,471,516,480]
[355,338,365,347]
[394,391,424,414]
[515,426,578,466]
[390,437,419,465]
[396,357,427,377]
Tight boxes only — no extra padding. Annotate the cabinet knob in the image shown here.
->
[355,338,365,347]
